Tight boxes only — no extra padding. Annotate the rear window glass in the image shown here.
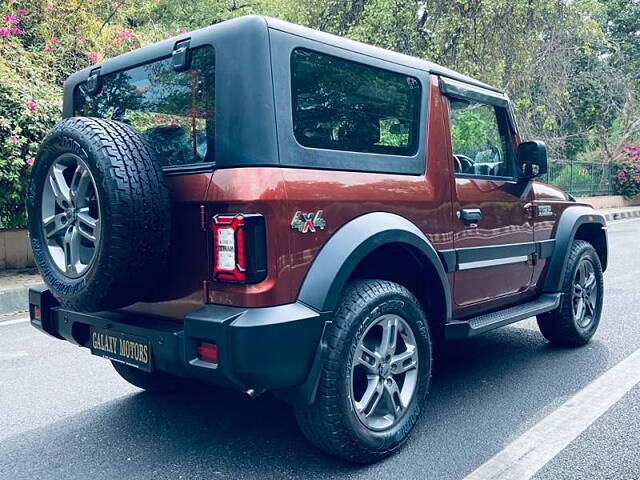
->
[74,46,215,169]
[291,48,421,156]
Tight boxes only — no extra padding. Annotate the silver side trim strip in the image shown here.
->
[458,255,530,271]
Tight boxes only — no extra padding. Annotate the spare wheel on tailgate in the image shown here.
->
[27,117,171,312]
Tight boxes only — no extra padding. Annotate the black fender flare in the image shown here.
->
[286,212,451,406]
[541,205,607,292]
[297,212,452,317]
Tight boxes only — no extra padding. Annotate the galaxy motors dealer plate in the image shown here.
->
[90,327,152,372]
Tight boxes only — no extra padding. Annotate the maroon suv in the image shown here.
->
[27,16,607,463]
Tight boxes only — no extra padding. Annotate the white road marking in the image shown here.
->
[465,347,640,480]
[0,316,29,327]
[0,351,28,361]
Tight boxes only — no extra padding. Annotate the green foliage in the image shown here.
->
[0,37,61,228]
[1,0,639,227]
[449,103,501,159]
[549,165,598,196]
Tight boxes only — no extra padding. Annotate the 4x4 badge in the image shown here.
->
[291,210,326,233]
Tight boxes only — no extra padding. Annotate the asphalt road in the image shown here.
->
[1,218,639,480]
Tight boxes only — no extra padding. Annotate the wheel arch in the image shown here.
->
[297,212,452,323]
[541,206,608,292]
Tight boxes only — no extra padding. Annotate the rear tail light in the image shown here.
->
[210,214,267,283]
[197,341,218,365]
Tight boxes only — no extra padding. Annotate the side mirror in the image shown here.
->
[517,141,547,179]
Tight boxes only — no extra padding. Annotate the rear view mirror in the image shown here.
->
[517,141,548,179]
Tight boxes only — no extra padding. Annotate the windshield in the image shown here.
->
[73,46,215,169]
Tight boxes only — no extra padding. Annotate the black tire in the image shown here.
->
[111,361,186,392]
[27,117,171,312]
[295,279,432,464]
[537,240,604,347]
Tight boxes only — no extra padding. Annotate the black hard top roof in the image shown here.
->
[68,15,502,95]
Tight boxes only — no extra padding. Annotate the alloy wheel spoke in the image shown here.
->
[573,283,583,298]
[48,165,71,209]
[384,377,404,416]
[574,297,584,321]
[76,209,100,244]
[379,316,399,357]
[43,213,68,239]
[354,344,379,373]
[357,377,384,416]
[584,273,596,293]
[584,295,596,315]
[63,226,81,274]
[390,348,418,374]
[70,163,92,206]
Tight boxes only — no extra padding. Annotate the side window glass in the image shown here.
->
[448,98,512,178]
[291,48,421,156]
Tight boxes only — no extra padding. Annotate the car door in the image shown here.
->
[442,81,535,309]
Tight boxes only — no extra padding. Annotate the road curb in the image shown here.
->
[0,286,30,316]
[602,208,640,222]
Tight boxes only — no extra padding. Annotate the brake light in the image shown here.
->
[210,214,266,283]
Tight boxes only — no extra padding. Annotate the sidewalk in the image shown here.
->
[599,206,640,222]
[0,206,638,318]
[0,268,41,316]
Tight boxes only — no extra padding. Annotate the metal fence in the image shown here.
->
[543,160,614,197]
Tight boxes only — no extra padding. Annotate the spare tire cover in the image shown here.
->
[27,117,171,312]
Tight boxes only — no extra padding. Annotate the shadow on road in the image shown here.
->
[4,325,611,480]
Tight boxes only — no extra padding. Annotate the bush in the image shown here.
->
[0,37,61,228]
[612,144,640,198]
[548,163,596,195]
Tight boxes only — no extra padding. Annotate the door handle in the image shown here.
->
[459,208,483,224]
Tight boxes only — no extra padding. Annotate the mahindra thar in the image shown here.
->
[27,16,607,463]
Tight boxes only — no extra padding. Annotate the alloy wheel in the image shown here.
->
[41,154,101,278]
[572,257,598,328]
[350,314,419,431]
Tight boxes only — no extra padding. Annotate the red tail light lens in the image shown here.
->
[210,214,266,284]
[197,341,218,365]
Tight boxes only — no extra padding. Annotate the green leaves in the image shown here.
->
[1,0,639,229]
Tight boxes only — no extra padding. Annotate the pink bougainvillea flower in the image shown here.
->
[49,37,60,44]
[45,46,54,53]
[26,100,38,113]
[176,28,188,34]
[87,52,99,63]
[46,3,56,12]
[25,157,35,166]
[10,136,18,145]
[17,8,27,16]
[3,15,19,24]
[3,25,24,35]
[114,30,132,44]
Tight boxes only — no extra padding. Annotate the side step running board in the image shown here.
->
[445,293,561,340]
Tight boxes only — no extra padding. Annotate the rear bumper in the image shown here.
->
[28,285,328,392]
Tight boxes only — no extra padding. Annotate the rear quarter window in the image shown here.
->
[73,46,215,169]
[291,48,421,157]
